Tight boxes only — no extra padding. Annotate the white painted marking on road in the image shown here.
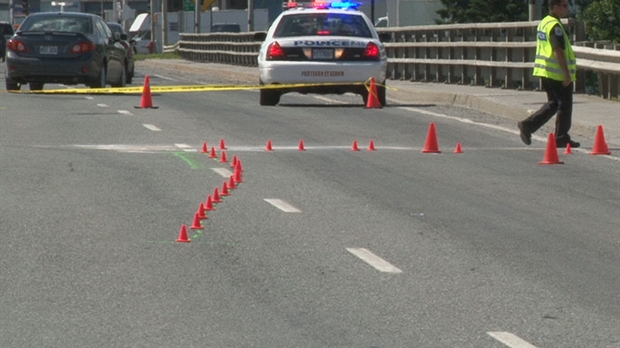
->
[174,143,196,152]
[97,103,109,108]
[212,168,233,178]
[143,124,161,131]
[152,74,179,81]
[264,199,301,213]
[118,110,133,116]
[488,332,539,348]
[85,96,94,100]
[346,248,403,273]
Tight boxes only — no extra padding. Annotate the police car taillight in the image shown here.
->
[267,42,286,60]
[362,42,380,60]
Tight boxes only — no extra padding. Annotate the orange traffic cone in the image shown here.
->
[564,142,572,155]
[209,146,217,159]
[233,165,243,184]
[135,75,158,109]
[201,142,208,154]
[365,77,382,109]
[422,122,441,153]
[454,142,463,154]
[231,155,238,168]
[190,212,203,230]
[196,203,207,219]
[539,133,564,165]
[266,139,273,151]
[228,175,237,190]
[212,187,222,203]
[219,138,227,150]
[368,139,376,151]
[176,224,191,242]
[590,125,611,155]
[351,140,360,151]
[298,139,306,151]
[220,151,228,163]
[205,195,215,211]
[221,181,230,196]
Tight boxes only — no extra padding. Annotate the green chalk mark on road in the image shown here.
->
[174,151,200,169]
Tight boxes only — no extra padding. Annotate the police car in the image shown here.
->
[255,0,390,106]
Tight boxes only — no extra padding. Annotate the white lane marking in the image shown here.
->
[85,96,94,100]
[152,74,179,81]
[174,143,197,152]
[488,332,539,348]
[212,168,233,178]
[143,124,161,131]
[264,199,301,213]
[118,110,133,116]
[97,103,109,108]
[346,248,403,273]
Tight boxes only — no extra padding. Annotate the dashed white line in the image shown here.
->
[488,332,540,348]
[264,199,301,213]
[97,103,109,108]
[175,143,197,152]
[118,110,133,116]
[143,124,161,131]
[346,248,403,273]
[212,168,233,178]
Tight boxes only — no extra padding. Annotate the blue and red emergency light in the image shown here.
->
[286,0,360,10]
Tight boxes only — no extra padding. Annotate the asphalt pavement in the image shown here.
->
[139,59,620,148]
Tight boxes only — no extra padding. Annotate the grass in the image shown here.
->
[134,51,182,61]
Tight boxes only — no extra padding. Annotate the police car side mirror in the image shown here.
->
[254,32,267,41]
[378,32,391,43]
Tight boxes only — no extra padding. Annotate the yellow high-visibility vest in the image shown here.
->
[533,15,577,81]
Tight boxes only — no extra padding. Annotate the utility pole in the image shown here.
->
[247,0,254,32]
[195,0,201,33]
[162,0,168,46]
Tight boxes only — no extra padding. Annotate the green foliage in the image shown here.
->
[436,0,528,24]
[578,0,620,41]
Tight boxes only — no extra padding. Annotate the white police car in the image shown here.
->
[255,0,390,106]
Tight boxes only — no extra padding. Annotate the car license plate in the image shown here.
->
[313,49,333,60]
[39,46,58,55]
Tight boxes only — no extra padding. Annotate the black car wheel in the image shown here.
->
[6,77,20,91]
[260,88,281,106]
[90,64,106,88]
[29,82,44,91]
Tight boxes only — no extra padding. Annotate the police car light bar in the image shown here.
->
[284,0,360,10]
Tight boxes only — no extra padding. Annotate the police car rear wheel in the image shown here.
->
[260,89,281,106]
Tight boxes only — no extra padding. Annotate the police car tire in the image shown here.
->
[260,89,280,106]
[377,84,387,106]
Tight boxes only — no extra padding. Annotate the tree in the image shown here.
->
[436,0,528,24]
[578,0,620,41]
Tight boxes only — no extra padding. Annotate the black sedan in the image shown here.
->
[5,12,127,91]
[106,22,134,84]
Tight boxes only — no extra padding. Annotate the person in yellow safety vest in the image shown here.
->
[518,0,580,148]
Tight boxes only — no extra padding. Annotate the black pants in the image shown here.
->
[521,77,573,143]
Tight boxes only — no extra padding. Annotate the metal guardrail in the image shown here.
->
[177,20,620,100]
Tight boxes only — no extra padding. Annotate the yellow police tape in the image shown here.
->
[17,81,376,95]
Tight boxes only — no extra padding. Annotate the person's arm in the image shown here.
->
[554,46,573,87]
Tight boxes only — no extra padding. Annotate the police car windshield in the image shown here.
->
[274,13,372,38]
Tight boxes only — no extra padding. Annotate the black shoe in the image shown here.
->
[518,122,531,145]
[556,139,580,148]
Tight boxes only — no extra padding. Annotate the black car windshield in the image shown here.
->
[20,16,92,34]
[274,13,371,38]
